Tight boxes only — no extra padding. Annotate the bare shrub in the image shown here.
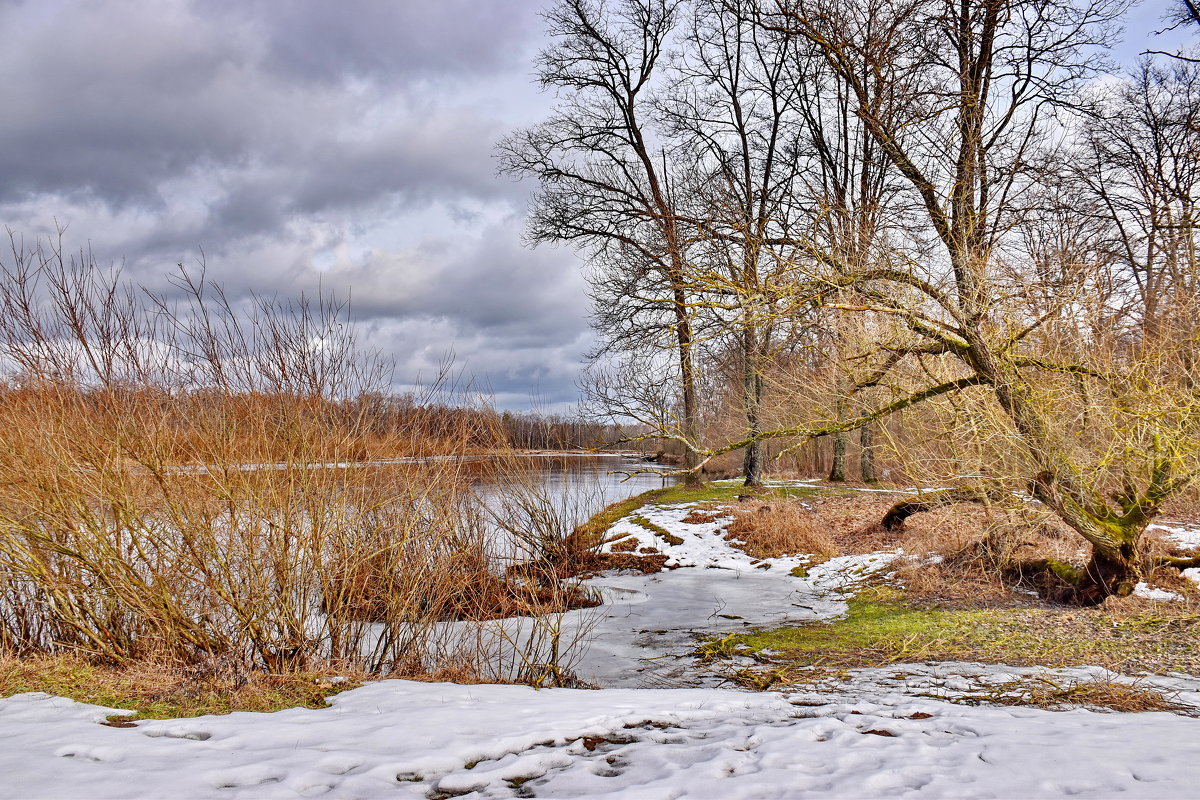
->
[0,234,590,685]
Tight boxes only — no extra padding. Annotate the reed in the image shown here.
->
[0,235,590,685]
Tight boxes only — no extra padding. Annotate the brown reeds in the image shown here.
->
[0,234,591,686]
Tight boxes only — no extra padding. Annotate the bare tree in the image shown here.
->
[499,0,708,484]
[653,0,814,485]
[692,0,1200,604]
[1079,58,1200,339]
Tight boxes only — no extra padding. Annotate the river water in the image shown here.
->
[471,453,679,531]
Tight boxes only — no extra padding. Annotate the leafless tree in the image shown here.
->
[499,0,707,484]
[654,0,813,485]
[1079,58,1200,340]
[699,0,1200,604]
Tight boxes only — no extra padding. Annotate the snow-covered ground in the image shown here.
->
[3,485,1200,798]
[5,679,1200,798]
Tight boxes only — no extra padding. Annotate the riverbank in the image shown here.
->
[3,477,1200,798]
[556,479,1200,693]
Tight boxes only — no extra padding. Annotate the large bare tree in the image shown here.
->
[672,0,1200,603]
[499,0,706,484]
[1080,58,1200,338]
[760,0,1200,602]
[658,0,812,485]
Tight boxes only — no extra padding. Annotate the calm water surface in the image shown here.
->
[474,454,678,530]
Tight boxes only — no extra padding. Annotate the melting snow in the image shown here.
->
[573,500,902,687]
[2,680,1200,798]
[5,487,1200,797]
[1133,582,1185,602]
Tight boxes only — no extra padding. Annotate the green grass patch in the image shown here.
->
[655,481,822,506]
[570,487,676,547]
[0,655,361,721]
[628,514,684,546]
[708,586,1200,676]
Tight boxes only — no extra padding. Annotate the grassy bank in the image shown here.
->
[570,480,823,547]
[705,587,1200,676]
[0,655,364,721]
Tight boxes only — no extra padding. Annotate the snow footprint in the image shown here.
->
[55,744,125,763]
[141,723,212,741]
[205,764,286,789]
[288,770,340,796]
[315,755,362,775]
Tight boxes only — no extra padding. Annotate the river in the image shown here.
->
[471,452,679,531]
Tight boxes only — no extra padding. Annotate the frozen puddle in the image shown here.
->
[3,680,1200,798]
[573,500,901,687]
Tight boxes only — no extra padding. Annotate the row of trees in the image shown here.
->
[502,0,1200,602]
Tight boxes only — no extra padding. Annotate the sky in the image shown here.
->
[0,0,1191,413]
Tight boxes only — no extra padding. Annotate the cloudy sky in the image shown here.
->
[0,0,1189,412]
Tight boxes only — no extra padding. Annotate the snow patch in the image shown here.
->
[1148,522,1200,551]
[3,680,1200,798]
[1133,582,1184,602]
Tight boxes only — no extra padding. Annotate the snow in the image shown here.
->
[5,487,1200,798]
[1133,582,1185,602]
[572,500,902,686]
[775,661,1200,714]
[3,680,1200,798]
[1147,522,1200,551]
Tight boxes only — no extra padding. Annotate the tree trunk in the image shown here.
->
[673,284,703,488]
[828,432,846,482]
[1012,545,1140,606]
[859,423,876,483]
[828,378,848,482]
[742,330,764,487]
[1077,547,1139,604]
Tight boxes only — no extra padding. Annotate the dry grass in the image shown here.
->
[1160,486,1200,524]
[680,506,729,525]
[0,241,590,691]
[0,653,367,720]
[566,550,670,575]
[724,501,839,560]
[1007,677,1189,714]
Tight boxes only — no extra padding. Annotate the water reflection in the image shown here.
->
[472,454,678,530]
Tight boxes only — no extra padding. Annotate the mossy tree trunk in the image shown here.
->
[828,391,848,482]
[859,422,876,483]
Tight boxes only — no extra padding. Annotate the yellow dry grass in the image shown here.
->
[724,501,839,560]
[0,250,587,689]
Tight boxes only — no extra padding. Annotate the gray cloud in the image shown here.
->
[224,1,539,85]
[0,0,586,411]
